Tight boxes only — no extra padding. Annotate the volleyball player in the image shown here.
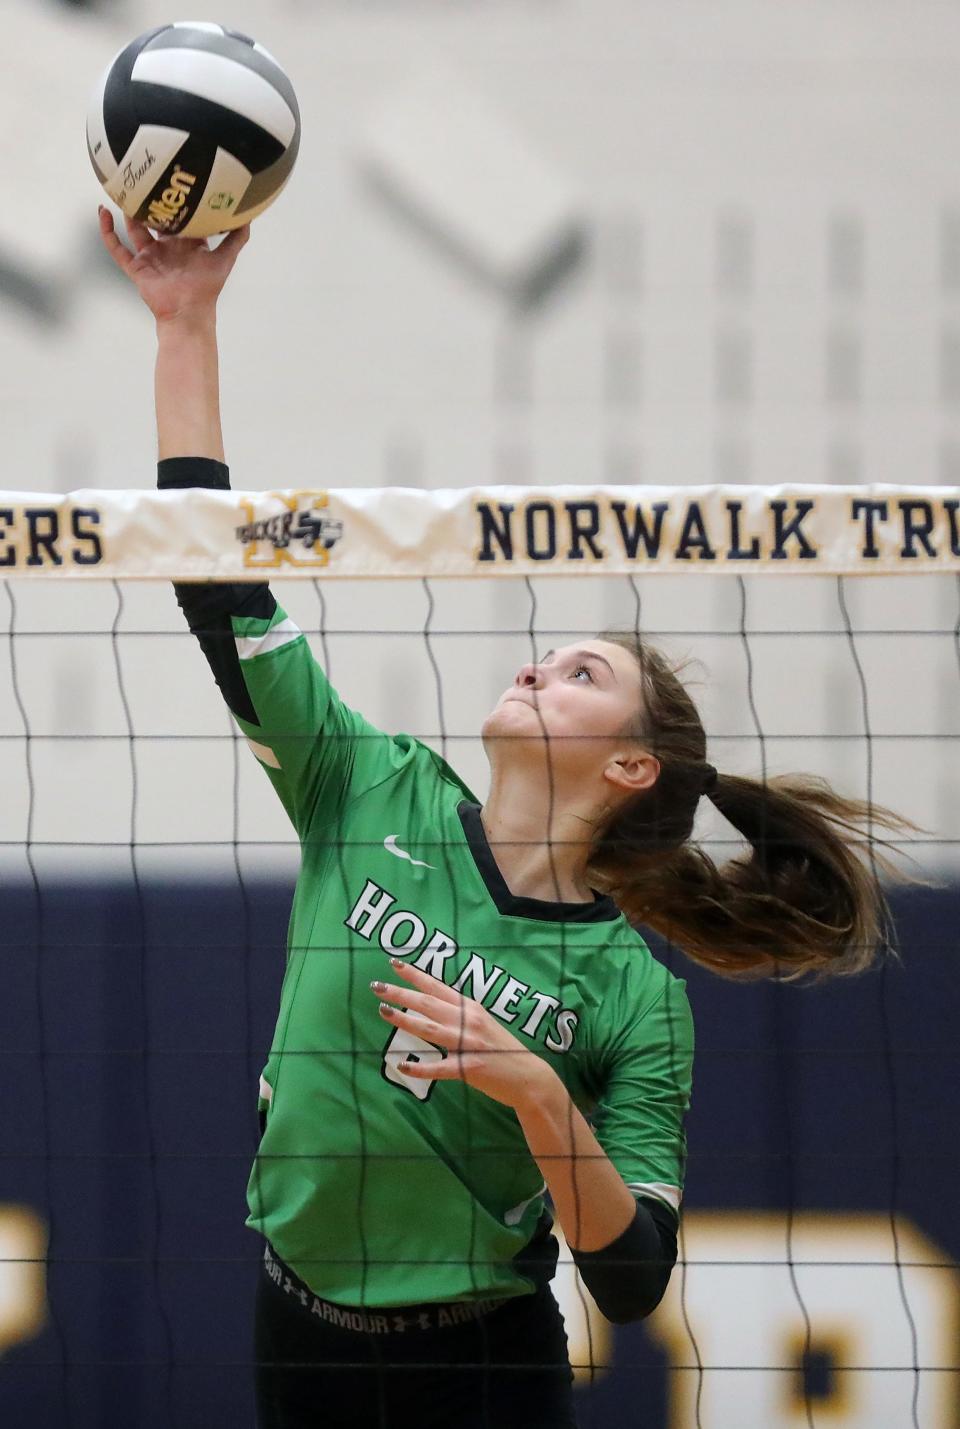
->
[98,208,906,1429]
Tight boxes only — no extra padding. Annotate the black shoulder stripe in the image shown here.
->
[159,459,277,729]
[173,583,277,728]
[188,609,260,727]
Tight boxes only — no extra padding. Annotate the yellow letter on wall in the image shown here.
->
[646,1212,959,1428]
[0,1207,46,1355]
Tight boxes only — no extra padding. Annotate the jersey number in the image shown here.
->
[382,1023,445,1102]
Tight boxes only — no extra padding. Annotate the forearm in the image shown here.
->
[516,1068,636,1253]
[516,1067,678,1321]
[155,312,224,461]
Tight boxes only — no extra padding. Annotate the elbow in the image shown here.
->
[591,1264,673,1325]
[571,1195,679,1325]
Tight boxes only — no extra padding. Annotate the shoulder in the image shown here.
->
[343,733,479,809]
[595,934,695,1056]
[404,738,480,803]
[605,924,691,1010]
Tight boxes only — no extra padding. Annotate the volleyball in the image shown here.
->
[86,21,300,239]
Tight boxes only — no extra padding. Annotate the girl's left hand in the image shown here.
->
[371,959,555,1113]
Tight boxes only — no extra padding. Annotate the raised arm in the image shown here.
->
[97,209,399,835]
[97,204,244,460]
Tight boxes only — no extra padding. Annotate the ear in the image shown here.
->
[603,748,659,795]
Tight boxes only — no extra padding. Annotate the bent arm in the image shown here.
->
[516,1073,677,1323]
[516,972,693,1323]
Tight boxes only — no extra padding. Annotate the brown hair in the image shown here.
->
[586,632,911,982]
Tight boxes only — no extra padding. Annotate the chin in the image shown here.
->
[482,701,543,745]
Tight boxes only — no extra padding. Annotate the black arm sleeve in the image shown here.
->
[159,456,277,725]
[569,1195,678,1324]
[157,456,232,493]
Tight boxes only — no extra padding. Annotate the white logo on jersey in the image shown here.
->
[383,835,436,870]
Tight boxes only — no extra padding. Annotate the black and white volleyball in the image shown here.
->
[87,22,300,238]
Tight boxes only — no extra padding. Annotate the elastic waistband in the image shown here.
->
[262,1243,510,1335]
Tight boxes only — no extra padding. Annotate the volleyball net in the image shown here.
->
[1,481,959,1429]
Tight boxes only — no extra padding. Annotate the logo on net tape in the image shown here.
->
[236,492,344,569]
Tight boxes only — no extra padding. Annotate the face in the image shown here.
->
[482,640,659,797]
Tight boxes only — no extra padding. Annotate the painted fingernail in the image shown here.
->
[390,958,404,968]
[369,980,385,993]
[379,1002,392,1015]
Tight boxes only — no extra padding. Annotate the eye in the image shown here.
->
[572,663,594,683]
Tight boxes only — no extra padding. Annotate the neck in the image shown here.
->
[480,771,601,904]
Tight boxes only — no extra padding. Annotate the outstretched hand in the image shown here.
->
[97,206,250,324]
[372,959,556,1113]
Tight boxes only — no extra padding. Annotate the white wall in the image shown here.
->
[1,0,958,881]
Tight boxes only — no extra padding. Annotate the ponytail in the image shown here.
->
[588,634,911,981]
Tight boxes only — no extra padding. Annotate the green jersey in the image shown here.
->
[226,602,694,1309]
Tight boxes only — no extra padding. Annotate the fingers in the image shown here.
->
[124,214,154,255]
[373,962,486,1053]
[97,206,136,277]
[398,1054,477,1082]
[215,223,251,270]
[384,959,462,1004]
[99,206,251,289]
[379,1003,451,1047]
[371,978,468,1021]
[219,223,251,255]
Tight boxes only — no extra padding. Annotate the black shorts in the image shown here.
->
[254,1244,578,1429]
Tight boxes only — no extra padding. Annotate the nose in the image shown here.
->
[515,662,543,689]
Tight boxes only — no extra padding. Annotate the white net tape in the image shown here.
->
[0,485,958,579]
[2,486,957,887]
